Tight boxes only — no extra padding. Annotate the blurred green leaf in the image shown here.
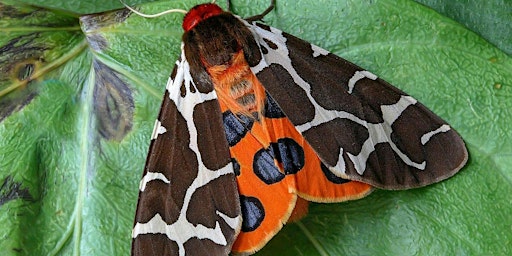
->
[414,0,512,55]
[0,0,510,255]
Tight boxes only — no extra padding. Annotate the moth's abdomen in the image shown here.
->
[207,50,265,116]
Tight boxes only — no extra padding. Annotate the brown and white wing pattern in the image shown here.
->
[131,48,241,256]
[246,22,468,189]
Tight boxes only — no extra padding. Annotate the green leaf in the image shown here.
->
[414,0,512,55]
[0,0,510,255]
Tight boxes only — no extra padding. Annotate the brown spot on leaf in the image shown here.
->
[16,62,35,81]
[0,33,47,121]
[0,2,42,19]
[93,60,134,141]
[0,176,33,206]
[0,33,47,80]
[80,8,132,51]
[0,2,82,120]
[80,8,132,32]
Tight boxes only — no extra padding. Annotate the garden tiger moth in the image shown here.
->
[130,1,468,255]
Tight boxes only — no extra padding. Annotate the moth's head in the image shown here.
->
[183,3,223,32]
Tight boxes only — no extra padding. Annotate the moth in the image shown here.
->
[131,2,468,255]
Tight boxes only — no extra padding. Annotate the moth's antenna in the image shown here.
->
[120,0,187,18]
[245,0,275,22]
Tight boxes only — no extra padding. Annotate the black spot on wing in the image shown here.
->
[254,22,272,32]
[180,81,186,97]
[231,158,241,176]
[264,92,286,118]
[275,138,304,175]
[260,44,269,55]
[222,111,254,147]
[240,195,265,232]
[320,163,351,184]
[189,83,196,93]
[253,146,285,184]
[253,138,305,184]
[263,38,278,50]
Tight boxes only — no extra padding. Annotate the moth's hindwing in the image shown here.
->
[248,22,468,190]
[223,94,373,254]
[131,55,241,256]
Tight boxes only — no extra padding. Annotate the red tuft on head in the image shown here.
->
[183,4,224,31]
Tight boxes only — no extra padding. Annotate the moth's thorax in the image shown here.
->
[183,3,223,31]
[206,50,265,117]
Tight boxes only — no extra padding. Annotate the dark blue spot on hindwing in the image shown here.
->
[253,146,285,184]
[231,158,240,176]
[320,163,351,184]
[222,111,254,147]
[240,195,265,232]
[253,138,305,184]
[275,138,304,175]
[264,92,286,118]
